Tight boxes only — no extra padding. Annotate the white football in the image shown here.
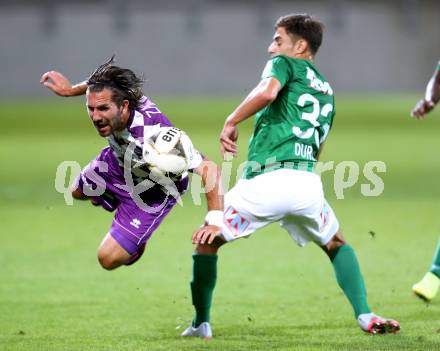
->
[143,127,191,178]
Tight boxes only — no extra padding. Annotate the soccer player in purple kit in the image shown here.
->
[40,57,224,270]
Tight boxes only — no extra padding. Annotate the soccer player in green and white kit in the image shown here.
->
[411,60,440,301]
[183,14,400,338]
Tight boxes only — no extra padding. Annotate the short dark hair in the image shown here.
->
[275,14,324,55]
[87,55,144,110]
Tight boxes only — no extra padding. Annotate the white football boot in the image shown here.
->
[357,313,400,334]
[180,322,212,339]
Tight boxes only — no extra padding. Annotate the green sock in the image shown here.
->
[329,244,371,318]
[190,254,217,327]
[430,239,440,278]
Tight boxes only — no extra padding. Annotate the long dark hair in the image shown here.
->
[87,55,145,110]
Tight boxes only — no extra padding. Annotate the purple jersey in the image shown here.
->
[74,96,198,257]
[107,96,202,185]
[109,96,170,183]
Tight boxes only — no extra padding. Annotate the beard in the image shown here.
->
[111,109,124,132]
[93,108,125,137]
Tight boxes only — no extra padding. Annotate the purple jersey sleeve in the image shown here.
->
[107,96,195,188]
[127,96,174,140]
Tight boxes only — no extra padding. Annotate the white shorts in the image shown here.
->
[221,169,339,247]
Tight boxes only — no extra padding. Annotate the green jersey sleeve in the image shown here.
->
[261,55,291,88]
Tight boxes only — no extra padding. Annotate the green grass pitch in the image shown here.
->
[1,96,440,350]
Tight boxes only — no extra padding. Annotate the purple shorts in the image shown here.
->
[75,147,188,255]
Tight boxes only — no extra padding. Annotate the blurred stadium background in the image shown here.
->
[1,0,440,97]
[1,1,440,350]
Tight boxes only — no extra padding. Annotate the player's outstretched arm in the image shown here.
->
[411,61,440,119]
[40,71,87,97]
[191,158,224,245]
[220,77,281,159]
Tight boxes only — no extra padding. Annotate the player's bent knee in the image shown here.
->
[97,251,122,271]
[97,233,131,270]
